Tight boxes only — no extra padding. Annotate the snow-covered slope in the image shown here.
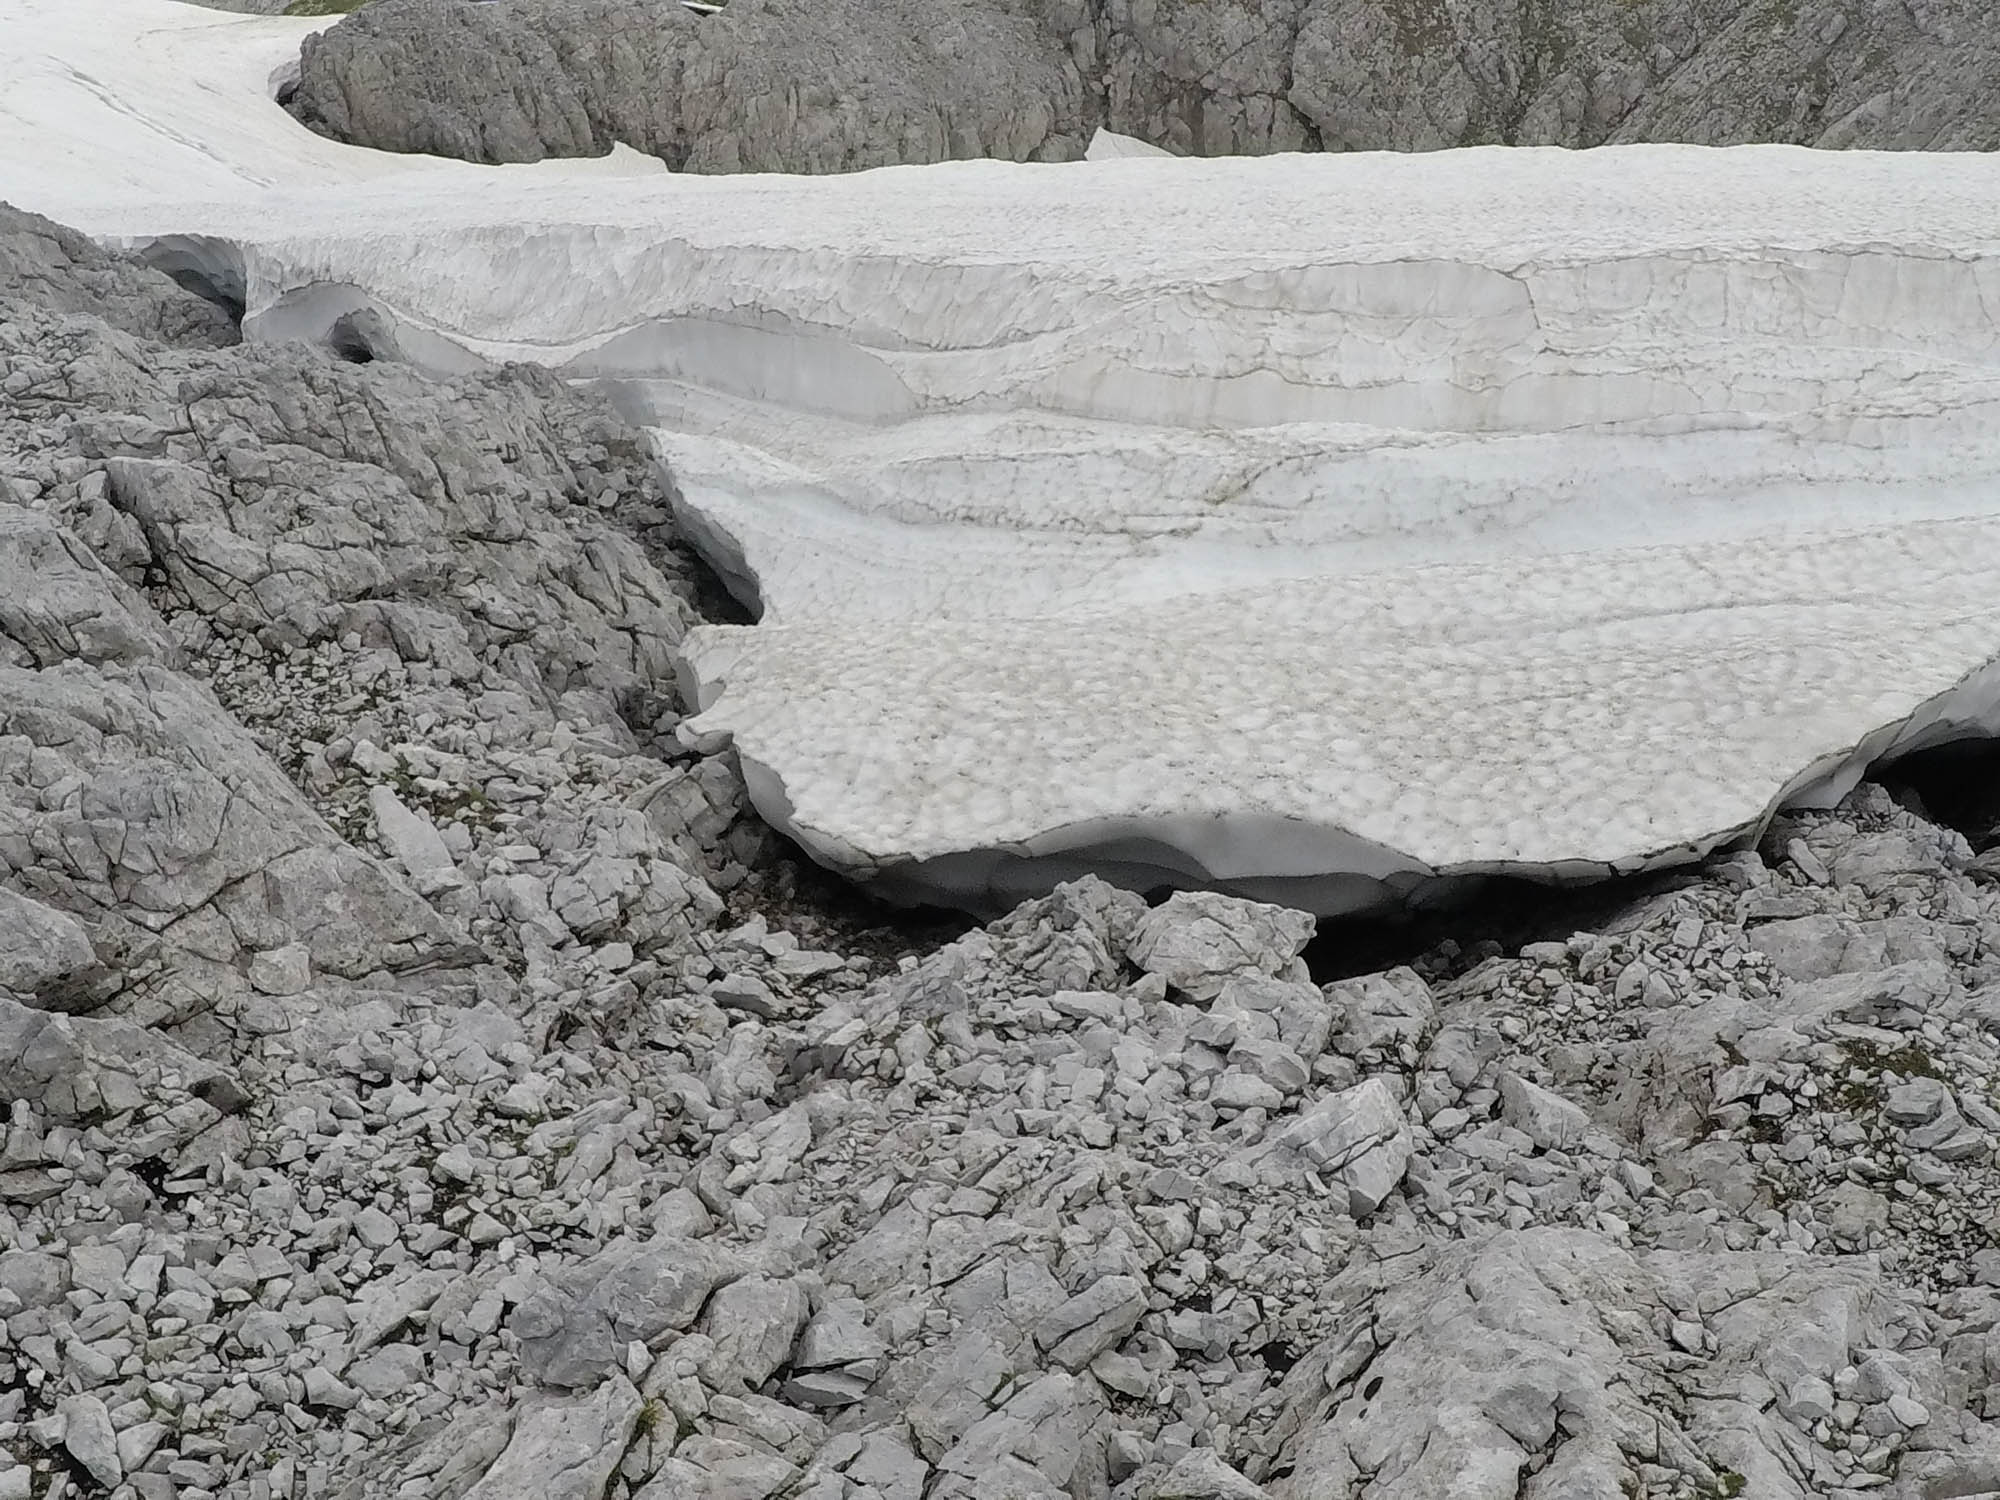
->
[14,0,2000,913]
[0,0,665,207]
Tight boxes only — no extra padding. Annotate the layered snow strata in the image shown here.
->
[17,0,2000,913]
[65,149,2000,629]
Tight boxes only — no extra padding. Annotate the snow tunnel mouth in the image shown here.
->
[325,311,380,364]
[130,235,248,332]
[268,57,301,109]
[1877,736,2000,852]
[1298,734,2000,980]
[1300,865,1701,984]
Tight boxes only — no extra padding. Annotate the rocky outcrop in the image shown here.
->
[0,204,237,346]
[289,0,1094,170]
[289,0,2000,167]
[1289,0,2000,152]
[0,195,765,1494]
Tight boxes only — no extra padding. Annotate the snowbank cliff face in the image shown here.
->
[287,0,2000,169]
[18,0,2000,915]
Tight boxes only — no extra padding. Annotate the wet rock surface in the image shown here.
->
[4,197,2000,1498]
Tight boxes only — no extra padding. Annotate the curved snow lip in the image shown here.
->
[126,234,249,323]
[249,281,494,372]
[65,137,2000,923]
[111,249,2000,924]
[721,655,2000,919]
[124,231,2000,922]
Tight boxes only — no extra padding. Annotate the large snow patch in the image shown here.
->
[13,0,2000,912]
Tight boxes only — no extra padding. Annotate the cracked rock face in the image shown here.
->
[289,0,2000,168]
[289,0,1094,171]
[1266,1228,1901,1500]
[9,199,2000,1500]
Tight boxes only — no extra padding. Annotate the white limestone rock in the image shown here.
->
[1269,1229,1897,1500]
[1327,966,1435,1058]
[56,1394,120,1488]
[462,1377,642,1500]
[369,784,465,895]
[0,887,100,1009]
[697,1274,810,1392]
[907,1330,1017,1461]
[0,991,232,1121]
[793,1297,886,1374]
[1151,1450,1272,1500]
[510,1235,743,1388]
[1498,1073,1592,1154]
[1129,893,1315,1003]
[346,1343,427,1398]
[0,507,171,667]
[1035,1274,1147,1371]
[1244,1077,1412,1219]
[247,942,311,997]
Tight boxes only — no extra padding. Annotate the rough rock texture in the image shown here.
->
[7,199,2000,1500]
[289,0,2000,168]
[1289,0,2000,152]
[289,0,1094,170]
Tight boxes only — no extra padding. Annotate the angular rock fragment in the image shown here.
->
[1498,1072,1592,1153]
[698,1274,810,1392]
[907,1330,1017,1461]
[0,507,169,667]
[1242,1076,1412,1218]
[510,1235,742,1388]
[784,1295,886,1407]
[462,1377,642,1500]
[1152,1449,1272,1500]
[1035,1274,1147,1371]
[0,887,102,1009]
[1130,892,1315,1002]
[369,784,465,894]
[56,1394,120,1488]
[1327,965,1435,1057]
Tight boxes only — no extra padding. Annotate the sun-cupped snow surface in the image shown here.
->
[17,0,2000,912]
[685,519,2000,912]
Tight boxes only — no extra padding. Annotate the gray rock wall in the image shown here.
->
[287,0,2000,168]
[289,0,1095,169]
[1292,0,2000,152]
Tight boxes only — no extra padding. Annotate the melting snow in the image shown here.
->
[12,0,2000,911]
